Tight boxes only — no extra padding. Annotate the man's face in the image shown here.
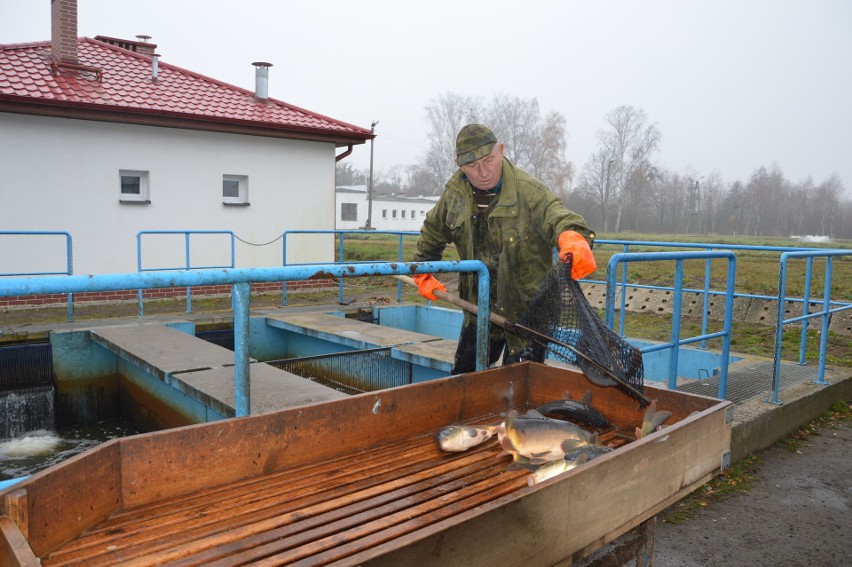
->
[460,143,504,191]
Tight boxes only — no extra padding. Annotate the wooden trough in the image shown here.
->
[0,362,732,566]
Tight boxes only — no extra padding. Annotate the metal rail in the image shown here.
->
[606,251,737,398]
[281,229,419,304]
[0,260,491,417]
[0,231,73,321]
[136,230,236,316]
[769,249,852,404]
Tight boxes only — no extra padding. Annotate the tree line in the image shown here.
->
[336,93,851,240]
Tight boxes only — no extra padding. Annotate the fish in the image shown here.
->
[635,400,672,439]
[527,453,590,486]
[435,424,497,452]
[498,409,595,465]
[536,390,609,428]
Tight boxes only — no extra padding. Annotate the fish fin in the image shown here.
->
[560,439,585,453]
[649,410,673,431]
[525,409,546,419]
[635,426,643,439]
[581,390,593,405]
[588,432,600,446]
[573,453,590,465]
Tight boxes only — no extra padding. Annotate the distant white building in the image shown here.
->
[336,186,438,232]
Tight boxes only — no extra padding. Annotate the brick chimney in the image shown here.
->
[51,0,78,63]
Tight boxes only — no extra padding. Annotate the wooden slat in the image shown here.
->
[0,516,40,567]
[3,489,27,540]
[5,363,730,566]
[43,436,507,566]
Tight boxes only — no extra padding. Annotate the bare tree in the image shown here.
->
[422,92,483,190]
[578,149,617,231]
[594,106,661,232]
[421,92,574,195]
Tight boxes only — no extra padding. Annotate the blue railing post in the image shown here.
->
[668,260,685,390]
[232,281,251,416]
[0,231,75,321]
[606,250,737,398]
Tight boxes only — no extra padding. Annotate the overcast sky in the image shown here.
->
[3,0,850,194]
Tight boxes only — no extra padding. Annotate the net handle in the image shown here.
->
[393,274,651,407]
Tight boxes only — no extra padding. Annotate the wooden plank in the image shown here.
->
[352,386,731,566]
[115,368,520,509]
[5,362,732,565]
[3,489,27,540]
[0,516,40,567]
[4,440,121,558]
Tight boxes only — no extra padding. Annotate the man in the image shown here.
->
[412,124,596,374]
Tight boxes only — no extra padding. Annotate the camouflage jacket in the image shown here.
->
[414,158,595,355]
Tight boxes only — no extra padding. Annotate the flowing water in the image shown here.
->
[0,420,138,482]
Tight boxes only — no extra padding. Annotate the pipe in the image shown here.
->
[335,145,354,162]
[252,61,272,100]
[152,53,160,82]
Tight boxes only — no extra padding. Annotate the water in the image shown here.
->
[1,386,55,440]
[0,421,138,482]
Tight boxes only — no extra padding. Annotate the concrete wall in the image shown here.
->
[582,283,852,336]
[0,113,337,275]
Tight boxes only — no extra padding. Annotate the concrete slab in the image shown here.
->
[89,322,236,381]
[266,312,440,349]
[393,339,457,371]
[171,362,347,417]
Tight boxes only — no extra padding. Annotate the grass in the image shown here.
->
[660,399,851,525]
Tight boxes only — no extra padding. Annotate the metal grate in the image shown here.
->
[195,329,235,351]
[267,347,412,394]
[678,360,820,403]
[0,342,54,391]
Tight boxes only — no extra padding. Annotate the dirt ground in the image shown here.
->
[652,417,851,566]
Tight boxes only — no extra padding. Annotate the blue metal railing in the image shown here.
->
[0,231,74,322]
[595,239,850,368]
[281,229,419,304]
[606,251,737,398]
[136,230,236,316]
[0,260,491,417]
[769,249,852,404]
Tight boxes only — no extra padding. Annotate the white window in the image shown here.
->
[392,210,397,218]
[382,209,387,218]
[341,202,358,221]
[401,210,406,219]
[223,174,249,205]
[119,170,150,203]
[411,209,415,218]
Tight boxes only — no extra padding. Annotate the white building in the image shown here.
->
[336,186,438,232]
[0,0,372,280]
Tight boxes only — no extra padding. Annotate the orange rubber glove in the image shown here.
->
[557,230,597,280]
[412,274,447,301]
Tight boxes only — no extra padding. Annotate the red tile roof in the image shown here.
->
[0,37,371,145]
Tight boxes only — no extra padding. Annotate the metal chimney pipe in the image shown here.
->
[252,62,273,100]
[152,53,160,82]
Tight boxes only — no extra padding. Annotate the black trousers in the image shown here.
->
[451,322,546,374]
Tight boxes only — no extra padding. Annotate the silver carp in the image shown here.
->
[498,409,594,465]
[435,424,497,452]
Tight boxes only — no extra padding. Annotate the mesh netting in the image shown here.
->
[518,258,647,404]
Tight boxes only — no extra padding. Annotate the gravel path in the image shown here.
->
[653,419,851,566]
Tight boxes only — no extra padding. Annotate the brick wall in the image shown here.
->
[0,279,336,309]
[51,0,78,63]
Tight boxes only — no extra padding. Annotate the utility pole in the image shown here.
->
[366,120,378,230]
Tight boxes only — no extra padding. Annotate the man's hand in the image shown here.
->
[557,231,597,280]
[412,274,447,301]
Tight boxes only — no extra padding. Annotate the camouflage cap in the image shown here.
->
[455,124,497,166]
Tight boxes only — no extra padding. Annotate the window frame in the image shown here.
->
[341,202,358,221]
[223,174,250,206]
[119,169,150,204]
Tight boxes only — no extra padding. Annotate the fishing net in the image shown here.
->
[518,257,646,404]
